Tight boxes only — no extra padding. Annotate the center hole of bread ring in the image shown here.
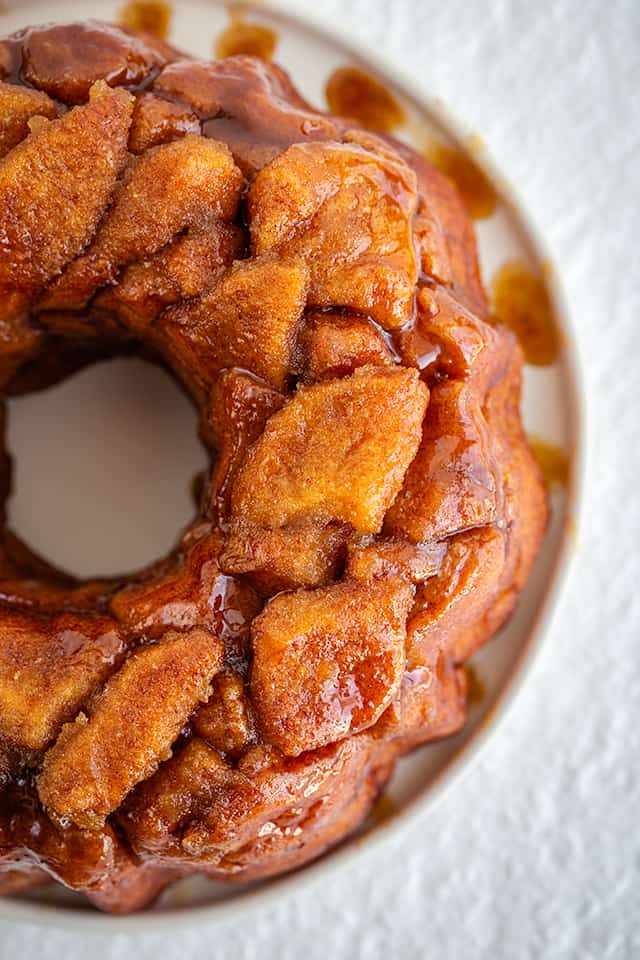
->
[7,357,207,578]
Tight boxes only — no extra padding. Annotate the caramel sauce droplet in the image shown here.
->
[464,663,485,704]
[215,7,277,60]
[325,66,406,134]
[528,436,569,490]
[118,0,173,40]
[491,259,560,365]
[425,141,498,220]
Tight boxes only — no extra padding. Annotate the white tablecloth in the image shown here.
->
[1,0,638,956]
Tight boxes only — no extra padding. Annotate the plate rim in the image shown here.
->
[0,0,585,931]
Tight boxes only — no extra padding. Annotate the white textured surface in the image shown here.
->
[1,0,639,956]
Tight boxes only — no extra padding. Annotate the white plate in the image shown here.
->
[0,0,583,930]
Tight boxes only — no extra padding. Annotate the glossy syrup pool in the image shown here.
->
[214,4,277,60]
[325,65,406,133]
[424,139,499,221]
[491,258,560,365]
[117,0,173,39]
[0,0,580,924]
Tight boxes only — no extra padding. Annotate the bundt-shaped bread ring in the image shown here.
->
[0,21,547,912]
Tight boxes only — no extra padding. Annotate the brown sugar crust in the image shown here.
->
[0,21,547,912]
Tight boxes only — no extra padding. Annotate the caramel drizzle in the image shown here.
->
[325,66,406,134]
[491,259,560,366]
[215,6,277,60]
[118,1,173,41]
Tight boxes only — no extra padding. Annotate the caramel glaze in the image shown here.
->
[491,260,560,365]
[325,66,406,134]
[0,20,548,912]
[215,8,277,61]
[0,22,180,99]
[424,141,498,221]
[527,437,569,491]
[118,1,173,41]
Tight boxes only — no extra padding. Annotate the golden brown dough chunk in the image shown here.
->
[154,57,340,176]
[0,82,57,158]
[0,611,125,752]
[41,135,243,310]
[301,311,395,382]
[388,138,488,315]
[20,21,172,103]
[85,861,185,915]
[206,369,285,519]
[249,141,418,328]
[122,735,379,870]
[222,366,428,589]
[95,223,244,334]
[386,285,510,543]
[412,195,453,286]
[129,92,201,153]
[37,628,224,829]
[345,536,446,584]
[158,256,308,393]
[179,739,387,873]
[396,286,498,377]
[110,529,262,645]
[0,82,133,313]
[193,670,255,758]
[250,577,413,755]
[411,526,507,663]
[121,737,230,859]
[373,629,468,748]
[223,520,350,596]
[385,378,499,542]
[0,783,125,890]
